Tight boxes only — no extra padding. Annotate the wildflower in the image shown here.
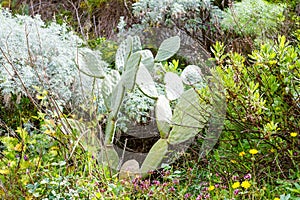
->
[202,182,208,186]
[241,180,251,189]
[230,159,237,163]
[274,198,280,200]
[14,143,23,152]
[208,185,215,191]
[270,148,275,153]
[232,175,239,181]
[221,185,228,189]
[294,152,298,156]
[244,173,252,180]
[173,179,180,185]
[239,151,246,157]
[121,179,127,185]
[290,132,298,137]
[44,129,55,136]
[169,186,176,192]
[232,181,240,189]
[99,188,106,193]
[23,155,28,161]
[152,180,160,186]
[215,184,220,188]
[234,189,239,195]
[141,181,150,190]
[148,190,154,197]
[204,194,210,199]
[0,169,9,175]
[249,149,258,155]
[196,195,203,200]
[164,170,171,176]
[184,193,192,199]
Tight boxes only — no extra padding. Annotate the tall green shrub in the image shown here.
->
[211,35,299,172]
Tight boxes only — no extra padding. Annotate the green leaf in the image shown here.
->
[111,83,125,118]
[140,50,155,72]
[141,139,168,176]
[121,52,142,90]
[76,48,106,78]
[119,159,141,180]
[155,36,180,62]
[168,89,208,145]
[132,36,142,53]
[136,63,158,98]
[155,96,172,138]
[181,65,203,85]
[164,72,184,100]
[115,36,133,71]
[99,145,119,170]
[102,70,121,109]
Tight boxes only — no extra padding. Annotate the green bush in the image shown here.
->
[211,35,299,176]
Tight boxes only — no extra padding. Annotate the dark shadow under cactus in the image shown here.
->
[114,120,160,165]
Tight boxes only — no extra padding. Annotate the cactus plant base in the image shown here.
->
[114,122,160,165]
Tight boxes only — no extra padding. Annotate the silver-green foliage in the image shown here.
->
[0,9,107,105]
[132,0,221,27]
[221,0,285,39]
[131,0,222,49]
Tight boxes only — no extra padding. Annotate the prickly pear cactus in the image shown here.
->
[117,35,212,178]
[79,35,213,178]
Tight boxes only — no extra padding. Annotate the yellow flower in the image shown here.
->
[290,132,297,137]
[0,169,9,175]
[232,181,240,189]
[44,129,55,136]
[274,198,280,200]
[241,180,251,189]
[231,159,237,163]
[14,143,23,152]
[208,185,215,191]
[249,149,258,155]
[270,148,275,153]
[239,151,246,157]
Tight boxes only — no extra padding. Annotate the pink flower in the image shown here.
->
[232,175,239,180]
[234,189,239,195]
[148,190,154,197]
[244,173,252,180]
[164,170,171,176]
[173,179,180,185]
[169,186,176,192]
[184,193,192,199]
[152,180,160,186]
